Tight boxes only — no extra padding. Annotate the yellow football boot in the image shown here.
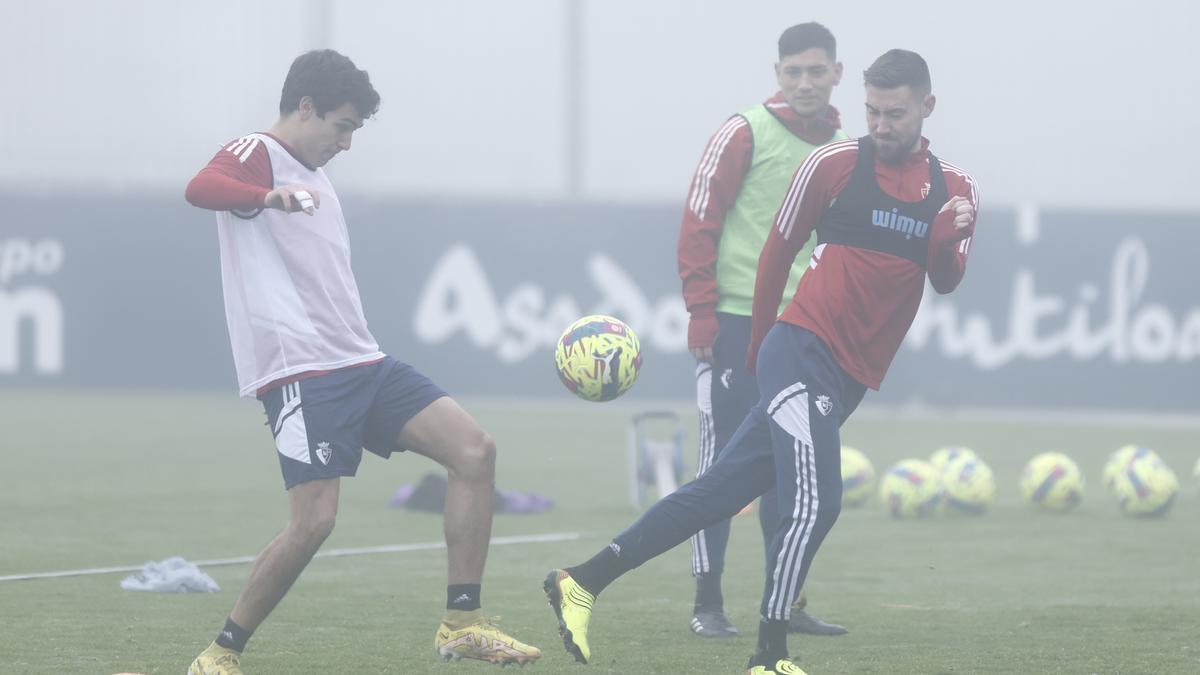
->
[543,569,594,664]
[187,642,243,675]
[434,610,541,665]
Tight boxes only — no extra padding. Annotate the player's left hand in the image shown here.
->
[266,184,321,215]
[939,195,974,238]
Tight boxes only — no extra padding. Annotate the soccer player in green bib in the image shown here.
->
[675,22,849,639]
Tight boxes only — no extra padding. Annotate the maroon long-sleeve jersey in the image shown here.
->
[749,136,979,390]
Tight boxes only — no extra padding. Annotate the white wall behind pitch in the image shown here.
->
[1,0,1195,210]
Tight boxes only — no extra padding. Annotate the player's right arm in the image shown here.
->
[185,135,319,215]
[677,115,753,363]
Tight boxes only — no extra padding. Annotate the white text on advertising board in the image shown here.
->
[909,237,1200,368]
[413,244,687,362]
[0,238,64,374]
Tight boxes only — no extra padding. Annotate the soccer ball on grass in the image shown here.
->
[1020,452,1084,512]
[1101,445,1162,494]
[941,455,996,514]
[879,459,941,518]
[1108,452,1179,517]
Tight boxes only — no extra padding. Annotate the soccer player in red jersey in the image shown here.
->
[184,50,539,674]
[545,49,978,675]
[677,22,848,639]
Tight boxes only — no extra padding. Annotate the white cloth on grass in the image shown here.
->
[120,557,219,593]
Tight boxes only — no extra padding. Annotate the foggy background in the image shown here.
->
[4,0,1198,209]
[3,8,1197,674]
[2,0,1198,415]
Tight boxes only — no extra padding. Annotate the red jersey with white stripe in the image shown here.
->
[677,94,842,348]
[186,133,383,397]
[186,134,274,212]
[749,136,979,390]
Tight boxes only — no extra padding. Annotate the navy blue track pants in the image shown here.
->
[612,323,866,620]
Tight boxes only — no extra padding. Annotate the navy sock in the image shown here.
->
[447,583,481,611]
[694,573,724,611]
[753,618,788,665]
[566,543,630,596]
[215,617,252,653]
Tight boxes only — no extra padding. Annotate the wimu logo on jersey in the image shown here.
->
[0,238,64,375]
[871,208,930,240]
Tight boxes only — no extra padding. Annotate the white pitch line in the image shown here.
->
[0,531,581,582]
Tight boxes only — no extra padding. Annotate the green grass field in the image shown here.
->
[1,390,1197,674]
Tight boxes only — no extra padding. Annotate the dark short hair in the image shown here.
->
[279,49,380,119]
[778,22,836,60]
[863,49,931,97]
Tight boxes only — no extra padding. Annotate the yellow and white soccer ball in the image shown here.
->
[1020,452,1084,512]
[929,446,978,474]
[1102,445,1163,494]
[941,455,996,514]
[879,459,941,518]
[840,446,875,508]
[554,315,642,402]
[1109,453,1179,517]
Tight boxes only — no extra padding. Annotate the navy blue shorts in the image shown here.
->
[259,356,448,489]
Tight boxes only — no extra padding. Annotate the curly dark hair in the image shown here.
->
[279,49,380,119]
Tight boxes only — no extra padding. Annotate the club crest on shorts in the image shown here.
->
[315,441,332,465]
[815,395,833,416]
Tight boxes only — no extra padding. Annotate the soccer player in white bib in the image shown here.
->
[184,50,540,673]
